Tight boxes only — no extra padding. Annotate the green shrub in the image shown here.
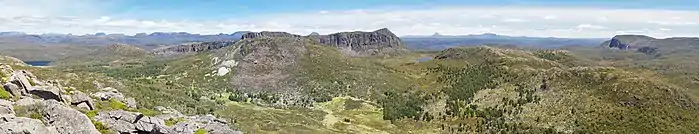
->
[194,128,208,134]
[108,99,128,110]
[29,112,43,120]
[92,120,112,134]
[165,117,185,126]
[136,108,161,116]
[0,89,12,100]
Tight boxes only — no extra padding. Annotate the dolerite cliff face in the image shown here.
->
[153,41,235,55]
[602,35,657,50]
[241,31,301,39]
[311,28,408,56]
[240,28,408,56]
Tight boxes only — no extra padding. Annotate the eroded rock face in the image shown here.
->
[0,116,58,134]
[42,100,100,134]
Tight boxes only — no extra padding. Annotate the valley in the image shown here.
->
[2,28,699,133]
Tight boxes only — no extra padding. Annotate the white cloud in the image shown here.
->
[3,2,699,38]
[544,15,557,20]
[576,24,606,29]
[647,20,697,26]
[502,18,529,23]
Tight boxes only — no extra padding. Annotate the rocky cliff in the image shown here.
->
[310,28,408,56]
[241,31,301,39]
[241,28,408,56]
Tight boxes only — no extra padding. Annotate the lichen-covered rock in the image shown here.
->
[70,91,95,110]
[0,115,58,134]
[42,100,100,134]
[124,97,137,109]
[15,97,41,106]
[2,83,22,97]
[0,100,13,115]
[92,87,125,101]
[8,71,33,95]
[95,110,171,133]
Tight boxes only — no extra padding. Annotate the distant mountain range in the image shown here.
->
[402,33,606,50]
[0,31,251,49]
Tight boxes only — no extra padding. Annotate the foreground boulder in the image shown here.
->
[0,115,58,134]
[2,83,22,97]
[28,86,64,102]
[42,100,100,134]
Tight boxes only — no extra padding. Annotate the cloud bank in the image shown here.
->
[2,0,699,38]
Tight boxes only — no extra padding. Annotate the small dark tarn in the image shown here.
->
[23,61,52,66]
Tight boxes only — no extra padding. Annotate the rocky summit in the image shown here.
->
[242,28,408,56]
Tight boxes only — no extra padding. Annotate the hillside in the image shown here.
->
[53,44,154,69]
[568,35,699,91]
[13,29,699,133]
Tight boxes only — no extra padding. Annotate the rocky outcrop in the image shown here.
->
[0,116,59,134]
[153,41,236,55]
[311,28,408,56]
[171,114,241,134]
[95,110,171,133]
[91,87,137,108]
[603,35,656,50]
[92,87,126,101]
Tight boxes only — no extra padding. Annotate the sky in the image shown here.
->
[2,0,699,38]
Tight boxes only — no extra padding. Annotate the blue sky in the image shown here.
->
[2,0,699,38]
[108,0,699,20]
